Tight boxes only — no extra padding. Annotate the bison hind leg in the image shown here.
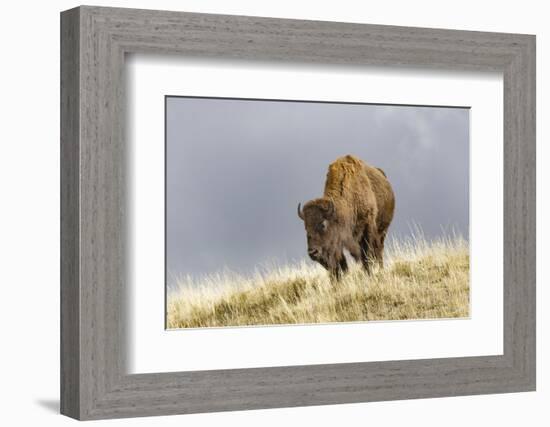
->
[376,231,387,268]
[360,226,380,275]
[375,224,391,268]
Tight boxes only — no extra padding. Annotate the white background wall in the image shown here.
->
[0,0,546,425]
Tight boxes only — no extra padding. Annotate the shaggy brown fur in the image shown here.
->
[297,155,395,279]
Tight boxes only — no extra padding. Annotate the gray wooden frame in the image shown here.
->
[60,5,536,420]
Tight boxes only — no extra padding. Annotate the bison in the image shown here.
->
[297,155,395,280]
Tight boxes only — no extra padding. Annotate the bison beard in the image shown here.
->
[297,155,395,280]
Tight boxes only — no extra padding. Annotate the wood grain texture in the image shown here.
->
[60,5,536,420]
[60,7,80,419]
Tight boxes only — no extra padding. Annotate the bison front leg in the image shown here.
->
[339,255,348,274]
[328,252,348,282]
[328,265,341,282]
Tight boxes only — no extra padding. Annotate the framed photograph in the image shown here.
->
[60,6,535,420]
[164,96,470,330]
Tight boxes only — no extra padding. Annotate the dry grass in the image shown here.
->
[167,233,469,329]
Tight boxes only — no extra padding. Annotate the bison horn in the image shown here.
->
[297,203,305,220]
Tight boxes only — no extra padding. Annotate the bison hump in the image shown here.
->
[376,167,387,177]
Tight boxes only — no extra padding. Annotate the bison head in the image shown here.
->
[297,198,338,268]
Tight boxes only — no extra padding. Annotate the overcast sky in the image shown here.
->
[166,97,469,282]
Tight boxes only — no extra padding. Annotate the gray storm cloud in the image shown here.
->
[166,97,469,282]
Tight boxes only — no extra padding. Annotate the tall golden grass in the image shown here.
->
[167,232,469,329]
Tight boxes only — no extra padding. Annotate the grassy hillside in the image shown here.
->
[167,233,469,329]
